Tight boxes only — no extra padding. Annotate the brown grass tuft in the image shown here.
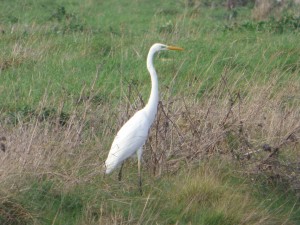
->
[252,0,288,20]
[0,197,34,224]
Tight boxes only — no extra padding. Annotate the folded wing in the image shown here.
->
[105,109,150,174]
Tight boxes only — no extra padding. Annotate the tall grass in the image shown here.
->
[0,0,300,224]
[1,70,299,223]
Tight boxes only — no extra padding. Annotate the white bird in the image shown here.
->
[104,43,183,194]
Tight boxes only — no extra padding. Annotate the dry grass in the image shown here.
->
[0,71,299,223]
[169,162,292,225]
[0,28,50,72]
[141,73,300,185]
[251,0,298,20]
[0,71,299,183]
[252,0,274,20]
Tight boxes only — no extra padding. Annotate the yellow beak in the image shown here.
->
[167,45,184,51]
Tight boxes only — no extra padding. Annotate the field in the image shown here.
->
[0,0,300,224]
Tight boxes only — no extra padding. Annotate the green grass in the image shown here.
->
[0,0,299,112]
[2,160,299,224]
[0,0,300,224]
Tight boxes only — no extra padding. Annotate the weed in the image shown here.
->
[225,14,300,33]
[49,6,85,33]
[0,199,33,225]
[3,106,69,126]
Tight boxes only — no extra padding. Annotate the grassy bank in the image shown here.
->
[0,0,300,224]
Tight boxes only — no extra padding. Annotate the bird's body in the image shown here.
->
[105,109,151,174]
[104,43,183,193]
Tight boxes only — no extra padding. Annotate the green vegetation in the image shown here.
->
[0,0,300,224]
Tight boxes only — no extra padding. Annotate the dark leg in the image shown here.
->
[118,162,124,181]
[138,157,143,195]
[137,147,143,195]
[103,164,106,178]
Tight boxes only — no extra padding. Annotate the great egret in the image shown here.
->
[105,43,183,194]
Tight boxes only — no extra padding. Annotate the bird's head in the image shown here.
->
[151,43,184,53]
[147,43,183,70]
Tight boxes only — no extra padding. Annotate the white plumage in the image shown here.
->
[105,110,149,174]
[104,43,183,193]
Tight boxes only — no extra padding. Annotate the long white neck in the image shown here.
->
[144,47,159,124]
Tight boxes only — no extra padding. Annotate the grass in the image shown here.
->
[1,158,299,224]
[0,0,299,110]
[0,0,300,224]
